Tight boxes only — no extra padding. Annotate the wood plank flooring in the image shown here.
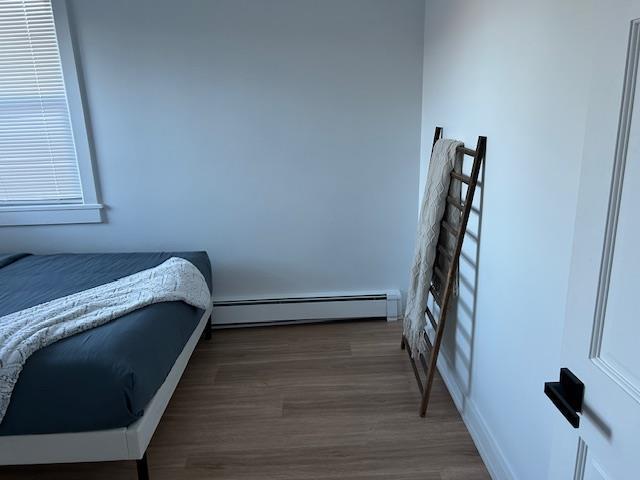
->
[0,320,489,480]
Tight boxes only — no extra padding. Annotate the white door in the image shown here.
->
[548,2,640,479]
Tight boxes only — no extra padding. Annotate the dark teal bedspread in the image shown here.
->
[0,252,211,436]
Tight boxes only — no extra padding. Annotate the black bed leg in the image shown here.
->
[205,315,212,340]
[137,453,150,480]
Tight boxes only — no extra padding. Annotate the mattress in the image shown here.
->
[0,251,212,436]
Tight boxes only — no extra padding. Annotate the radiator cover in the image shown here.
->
[212,291,401,327]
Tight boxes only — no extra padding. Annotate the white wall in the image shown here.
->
[420,1,594,479]
[0,0,425,302]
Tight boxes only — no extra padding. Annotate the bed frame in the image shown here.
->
[0,299,213,480]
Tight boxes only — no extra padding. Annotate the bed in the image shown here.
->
[0,251,213,479]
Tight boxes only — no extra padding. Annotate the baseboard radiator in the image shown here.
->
[212,290,401,327]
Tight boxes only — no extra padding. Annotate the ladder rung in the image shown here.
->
[442,220,460,238]
[437,244,453,261]
[446,195,464,211]
[425,305,438,331]
[403,335,424,394]
[419,351,429,375]
[457,146,477,157]
[451,171,472,184]
[423,330,434,351]
[434,265,446,283]
[429,283,441,304]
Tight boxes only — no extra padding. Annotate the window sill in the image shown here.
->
[0,203,104,226]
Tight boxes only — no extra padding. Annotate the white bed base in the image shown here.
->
[0,300,213,467]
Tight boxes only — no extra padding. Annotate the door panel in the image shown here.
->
[548,2,640,479]
[596,74,640,400]
[590,16,640,404]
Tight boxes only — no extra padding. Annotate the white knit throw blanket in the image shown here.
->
[404,139,462,354]
[0,257,211,424]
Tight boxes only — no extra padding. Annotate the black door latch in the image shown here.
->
[544,368,584,428]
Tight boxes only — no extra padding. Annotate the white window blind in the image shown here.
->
[0,0,83,205]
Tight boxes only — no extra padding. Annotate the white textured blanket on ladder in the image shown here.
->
[404,138,462,355]
[0,257,211,424]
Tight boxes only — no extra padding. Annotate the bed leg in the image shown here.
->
[205,315,212,340]
[137,452,150,480]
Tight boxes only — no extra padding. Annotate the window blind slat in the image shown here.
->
[0,0,83,205]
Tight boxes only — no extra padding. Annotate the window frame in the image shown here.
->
[0,0,103,226]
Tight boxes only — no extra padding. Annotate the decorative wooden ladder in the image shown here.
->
[401,126,486,417]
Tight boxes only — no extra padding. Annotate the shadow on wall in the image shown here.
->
[427,153,486,412]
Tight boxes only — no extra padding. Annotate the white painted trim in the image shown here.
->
[51,0,101,207]
[0,204,102,212]
[212,290,401,325]
[0,204,103,226]
[573,437,588,480]
[437,352,517,480]
[0,301,212,465]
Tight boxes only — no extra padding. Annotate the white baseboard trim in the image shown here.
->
[212,290,401,326]
[437,352,517,480]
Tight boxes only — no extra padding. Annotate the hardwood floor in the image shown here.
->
[0,320,489,480]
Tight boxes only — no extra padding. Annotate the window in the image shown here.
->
[0,0,101,225]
